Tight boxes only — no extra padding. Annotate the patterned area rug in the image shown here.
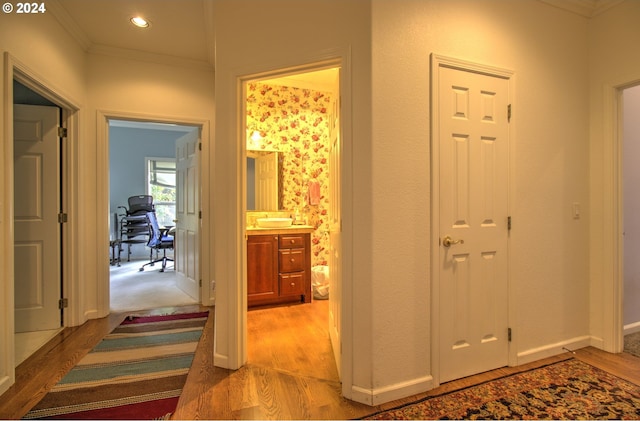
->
[364,359,640,420]
[23,311,208,420]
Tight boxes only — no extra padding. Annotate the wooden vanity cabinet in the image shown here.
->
[247,235,279,306]
[247,232,311,308]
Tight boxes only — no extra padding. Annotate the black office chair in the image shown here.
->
[139,211,174,272]
[119,195,154,216]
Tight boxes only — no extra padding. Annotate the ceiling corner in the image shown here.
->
[46,0,92,51]
[538,0,625,17]
[203,0,216,67]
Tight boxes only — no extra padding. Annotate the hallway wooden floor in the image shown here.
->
[2,301,640,419]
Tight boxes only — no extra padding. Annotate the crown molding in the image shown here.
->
[88,44,213,72]
[47,0,92,51]
[46,0,214,71]
[538,0,625,17]
[203,0,217,68]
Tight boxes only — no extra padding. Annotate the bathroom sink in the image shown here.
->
[256,217,293,228]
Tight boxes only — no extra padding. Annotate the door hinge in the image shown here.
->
[507,216,512,231]
[199,210,202,219]
[508,327,512,342]
[507,104,512,123]
[58,212,68,223]
[199,279,202,287]
[58,127,68,138]
[59,298,69,309]
[199,142,202,151]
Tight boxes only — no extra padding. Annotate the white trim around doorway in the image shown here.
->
[95,110,212,318]
[600,76,640,354]
[222,51,355,401]
[1,52,81,396]
[429,53,517,388]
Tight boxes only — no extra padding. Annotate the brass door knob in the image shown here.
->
[442,236,464,248]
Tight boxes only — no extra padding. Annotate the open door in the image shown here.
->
[328,95,342,376]
[14,104,62,332]
[175,129,200,300]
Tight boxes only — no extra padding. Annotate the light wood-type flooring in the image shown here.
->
[2,301,640,419]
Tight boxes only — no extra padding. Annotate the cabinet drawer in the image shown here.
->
[279,249,305,272]
[280,272,305,296]
[279,234,305,249]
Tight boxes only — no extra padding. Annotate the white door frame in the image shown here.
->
[430,53,517,387]
[601,76,640,353]
[95,111,212,316]
[1,52,81,395]
[233,55,354,398]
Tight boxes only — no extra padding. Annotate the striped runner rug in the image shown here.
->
[24,311,209,420]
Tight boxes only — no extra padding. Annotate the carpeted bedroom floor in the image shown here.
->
[626,331,640,358]
[110,256,197,313]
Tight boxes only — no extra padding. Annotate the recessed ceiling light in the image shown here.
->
[130,16,150,28]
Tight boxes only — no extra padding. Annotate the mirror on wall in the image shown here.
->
[247,150,283,210]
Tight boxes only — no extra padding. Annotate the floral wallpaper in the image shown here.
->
[247,82,334,266]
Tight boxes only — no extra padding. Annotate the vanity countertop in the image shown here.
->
[246,225,314,235]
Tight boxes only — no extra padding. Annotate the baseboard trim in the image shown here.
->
[213,352,229,369]
[0,374,13,397]
[516,335,591,365]
[624,321,640,335]
[351,375,434,406]
[84,309,99,321]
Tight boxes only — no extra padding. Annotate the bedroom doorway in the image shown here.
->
[107,119,201,313]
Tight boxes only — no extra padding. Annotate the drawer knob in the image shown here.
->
[290,258,295,262]
[290,239,295,244]
[290,282,296,286]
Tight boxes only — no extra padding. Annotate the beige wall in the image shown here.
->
[2,0,639,405]
[85,53,215,317]
[0,7,215,395]
[372,0,590,392]
[0,10,87,395]
[589,0,640,349]
[212,0,372,394]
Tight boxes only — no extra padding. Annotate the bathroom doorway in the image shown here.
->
[243,65,343,378]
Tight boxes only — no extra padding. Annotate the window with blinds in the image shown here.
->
[146,157,176,228]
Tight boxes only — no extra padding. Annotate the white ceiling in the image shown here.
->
[52,0,214,67]
[51,0,340,89]
[49,0,622,92]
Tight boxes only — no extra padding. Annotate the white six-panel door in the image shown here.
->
[175,129,200,300]
[436,62,511,383]
[14,104,61,333]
